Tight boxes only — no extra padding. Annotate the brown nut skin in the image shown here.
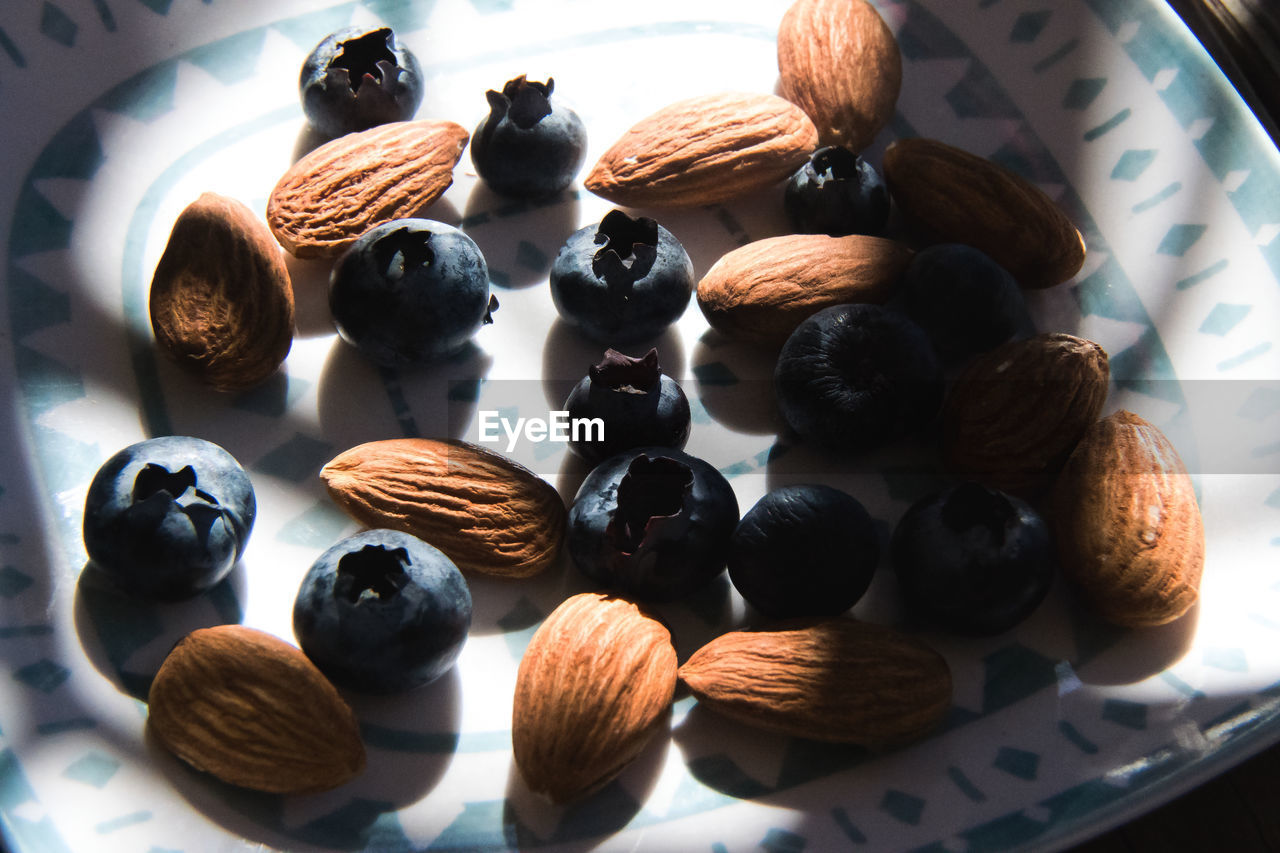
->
[1051,410,1205,627]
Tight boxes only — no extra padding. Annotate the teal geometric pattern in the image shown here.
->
[1063,77,1107,110]
[1156,223,1208,256]
[993,747,1040,781]
[1009,10,1053,43]
[1199,302,1251,336]
[39,4,77,48]
[1111,148,1158,179]
[61,751,121,788]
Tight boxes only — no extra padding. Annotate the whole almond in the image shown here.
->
[584,91,819,208]
[149,192,294,391]
[696,233,912,347]
[1051,410,1205,627]
[882,137,1086,289]
[942,333,1110,497]
[512,592,677,803]
[320,438,565,578]
[679,618,952,748]
[777,0,902,151]
[267,119,469,259]
[147,624,364,794]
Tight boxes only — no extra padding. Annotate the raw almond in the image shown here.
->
[942,333,1110,497]
[1051,410,1205,627]
[267,119,469,259]
[149,192,294,391]
[584,91,819,208]
[512,592,677,803]
[679,618,952,747]
[147,624,364,794]
[882,137,1086,289]
[320,437,565,578]
[777,0,902,151]
[696,233,912,347]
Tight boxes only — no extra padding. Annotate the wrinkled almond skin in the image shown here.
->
[267,119,469,259]
[149,193,294,391]
[320,438,565,578]
[147,625,364,794]
[584,92,820,208]
[679,619,952,747]
[696,233,912,347]
[777,0,902,151]
[512,592,677,803]
[942,333,1110,497]
[1051,411,1205,627]
[882,137,1086,289]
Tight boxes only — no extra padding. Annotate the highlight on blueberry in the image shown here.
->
[81,436,256,601]
[300,26,424,139]
[784,145,890,237]
[562,348,691,465]
[471,75,588,199]
[293,528,473,693]
[549,209,695,345]
[899,243,1023,362]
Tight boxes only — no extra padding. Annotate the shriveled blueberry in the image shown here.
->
[300,27,424,138]
[890,482,1054,635]
[563,348,691,464]
[550,210,694,345]
[471,75,587,198]
[784,145,890,237]
[728,484,879,619]
[82,436,256,601]
[774,303,943,451]
[293,529,472,693]
[329,219,497,367]
[567,448,739,602]
[900,243,1022,362]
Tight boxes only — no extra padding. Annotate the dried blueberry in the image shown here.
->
[900,243,1022,362]
[728,484,879,619]
[329,219,497,367]
[567,448,739,602]
[549,209,695,345]
[300,26,424,138]
[563,348,691,464]
[784,145,890,237]
[890,482,1054,635]
[293,528,472,693]
[470,75,587,199]
[82,436,256,601]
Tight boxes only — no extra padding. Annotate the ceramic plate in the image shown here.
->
[4,0,1280,850]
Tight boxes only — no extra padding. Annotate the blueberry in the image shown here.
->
[784,145,890,237]
[728,484,879,619]
[329,219,497,367]
[293,529,472,693]
[82,436,256,601]
[774,303,943,451]
[563,348,691,465]
[300,27,424,139]
[549,209,694,345]
[890,482,1054,635]
[900,244,1022,362]
[470,75,588,199]
[567,448,739,602]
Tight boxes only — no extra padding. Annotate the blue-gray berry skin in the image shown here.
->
[900,243,1022,362]
[563,348,691,464]
[728,484,879,619]
[784,145,890,237]
[82,436,256,601]
[293,529,472,693]
[471,75,587,199]
[550,210,695,345]
[329,219,496,367]
[300,27,424,139]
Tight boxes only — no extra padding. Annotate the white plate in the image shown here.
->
[3,0,1280,850]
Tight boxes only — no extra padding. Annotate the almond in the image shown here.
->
[679,618,952,747]
[942,333,1110,497]
[584,91,819,208]
[696,233,912,347]
[1051,410,1205,627]
[147,624,364,794]
[777,0,902,151]
[512,592,677,803]
[320,437,565,579]
[148,192,294,391]
[267,119,469,259]
[882,137,1086,289]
